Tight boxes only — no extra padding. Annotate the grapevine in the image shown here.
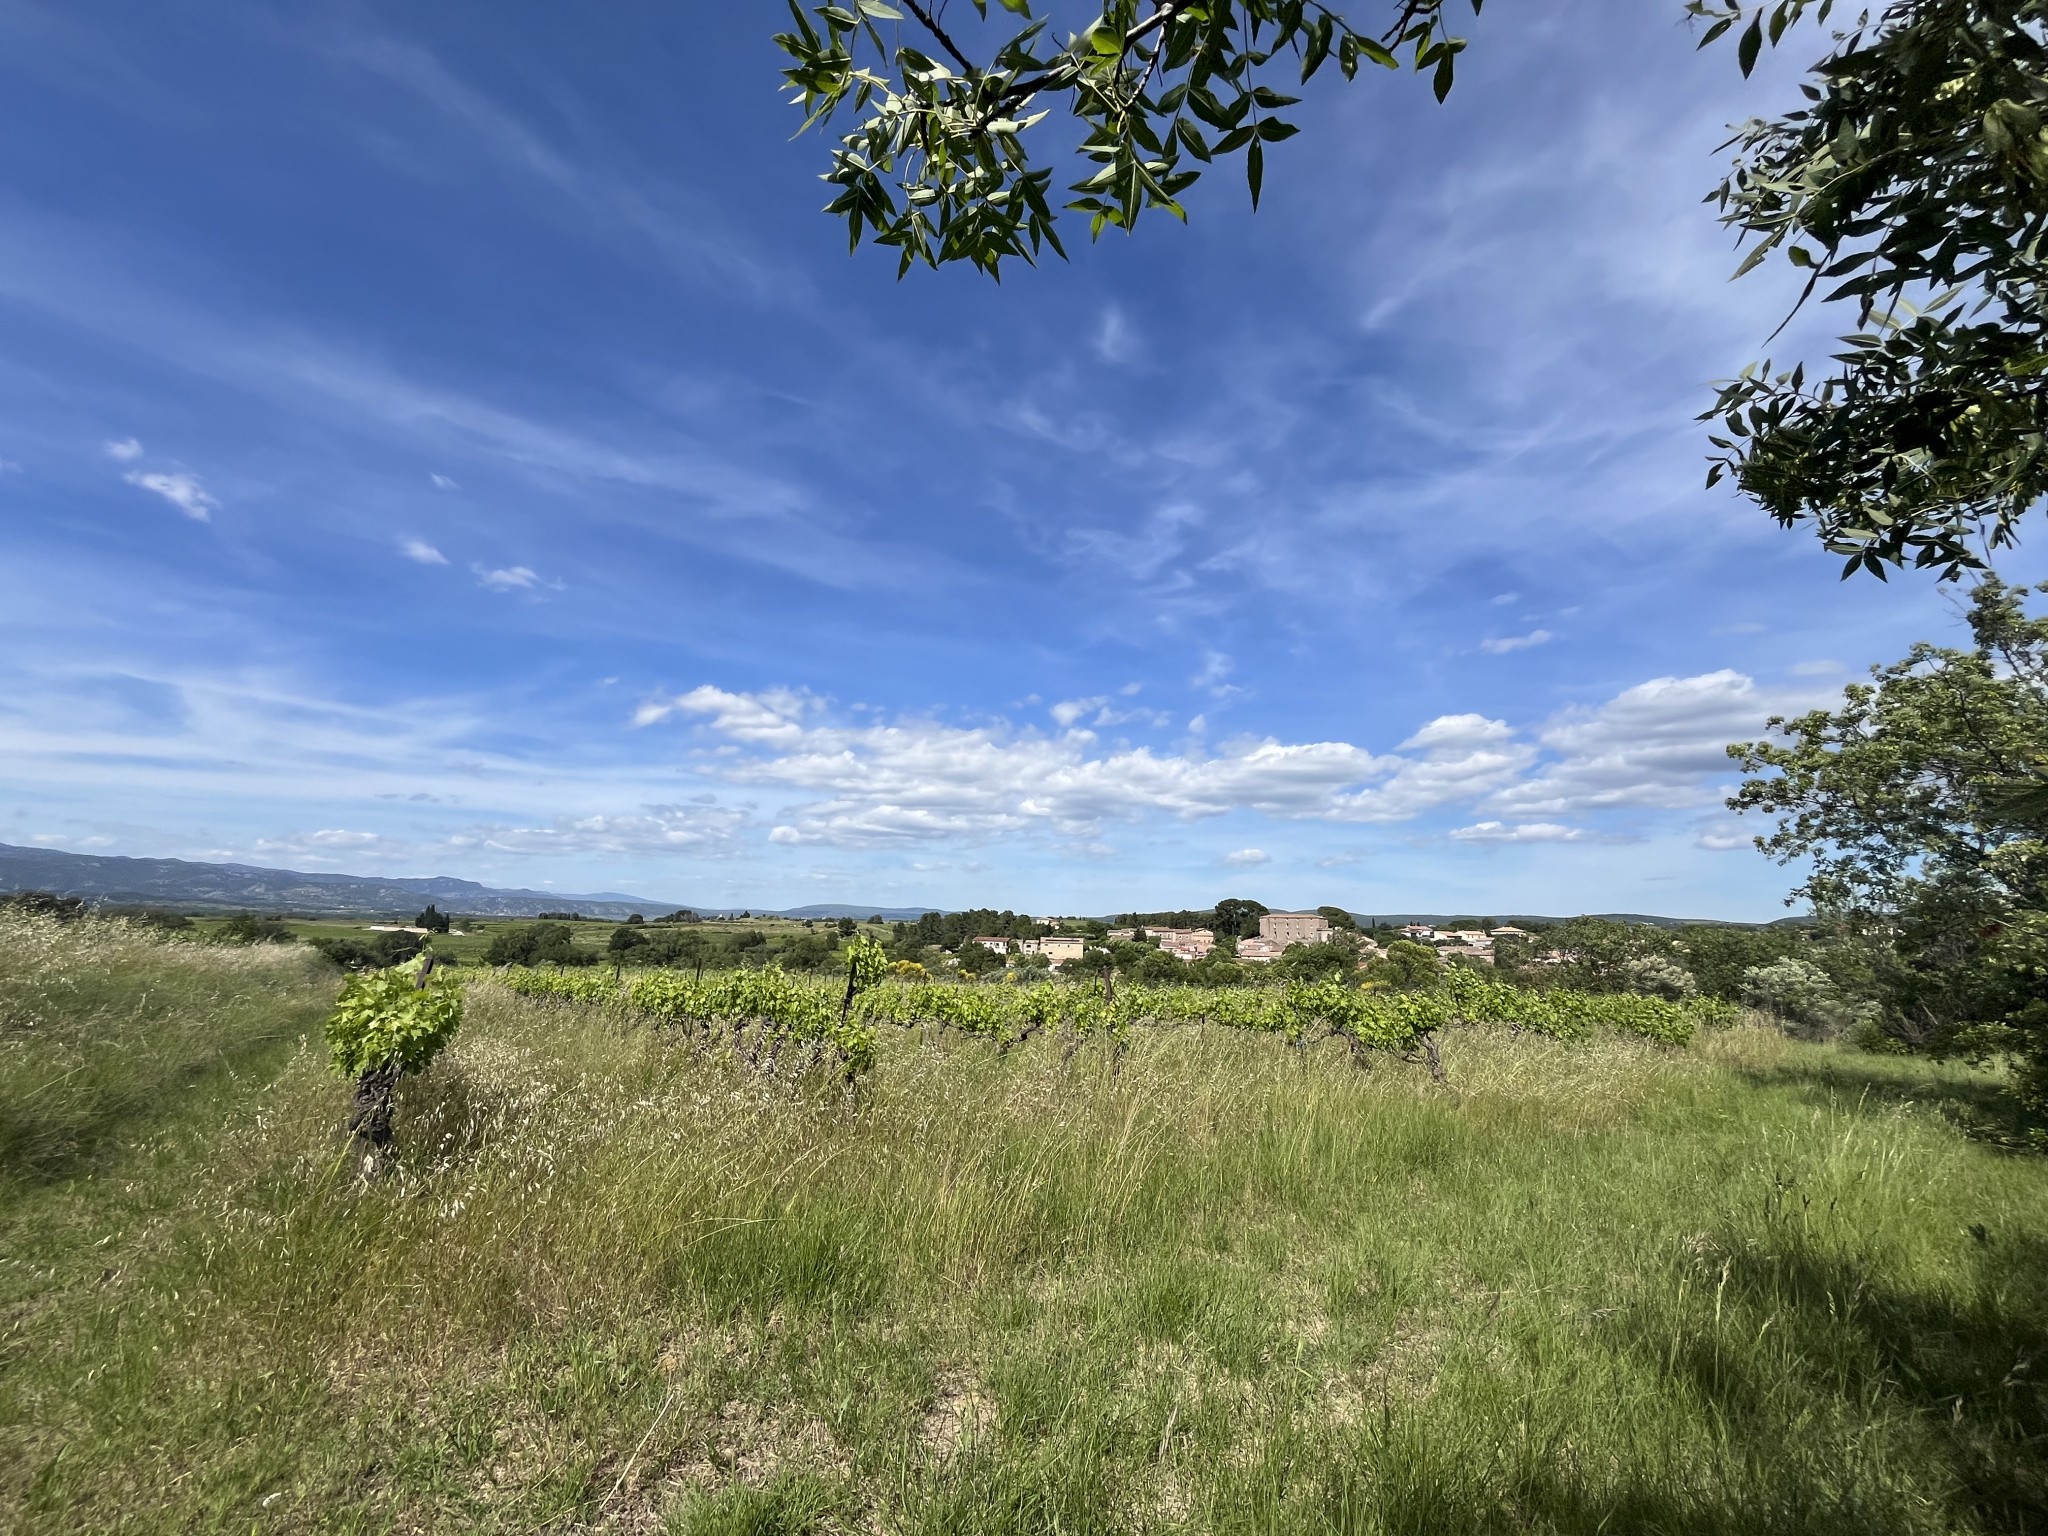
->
[495,960,1717,1089]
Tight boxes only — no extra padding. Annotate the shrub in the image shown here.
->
[1741,956,1864,1039]
[311,931,424,972]
[486,922,587,967]
[212,914,298,945]
[0,891,87,921]
[1621,954,1699,1001]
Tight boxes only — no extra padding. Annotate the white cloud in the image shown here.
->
[1480,629,1553,655]
[1191,650,1241,698]
[1051,695,1109,727]
[640,685,1530,848]
[103,437,143,461]
[430,473,459,490]
[1223,847,1270,866]
[1490,670,1807,817]
[400,537,449,565]
[450,803,747,856]
[1093,304,1141,364]
[1450,820,1587,843]
[1400,713,1515,752]
[123,469,216,521]
[254,828,390,854]
[1696,825,1754,851]
[476,564,540,591]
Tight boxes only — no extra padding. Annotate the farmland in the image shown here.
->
[3,911,2046,1534]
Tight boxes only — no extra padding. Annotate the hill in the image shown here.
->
[0,842,944,924]
[0,841,681,920]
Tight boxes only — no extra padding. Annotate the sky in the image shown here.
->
[0,0,2037,920]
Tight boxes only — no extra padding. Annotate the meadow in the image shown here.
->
[3,911,2046,1534]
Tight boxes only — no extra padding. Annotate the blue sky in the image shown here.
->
[0,0,2035,919]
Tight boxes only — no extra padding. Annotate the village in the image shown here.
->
[972,913,1538,968]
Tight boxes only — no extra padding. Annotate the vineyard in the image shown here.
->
[495,962,1723,1082]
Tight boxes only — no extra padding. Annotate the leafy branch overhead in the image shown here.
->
[1694,0,2048,579]
[775,0,1479,276]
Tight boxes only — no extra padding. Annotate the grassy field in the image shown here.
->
[3,913,2046,1534]
[205,914,855,968]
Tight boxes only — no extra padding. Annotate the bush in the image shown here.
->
[1621,954,1699,1001]
[212,914,298,945]
[311,931,424,972]
[0,891,87,922]
[1741,956,1863,1039]
[485,922,588,967]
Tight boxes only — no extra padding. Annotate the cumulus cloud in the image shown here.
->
[1450,820,1587,843]
[1480,629,1552,655]
[1400,713,1515,752]
[1223,847,1271,866]
[103,437,143,461]
[124,469,217,521]
[400,537,449,565]
[637,686,1531,848]
[1696,824,1754,851]
[1489,670,1804,817]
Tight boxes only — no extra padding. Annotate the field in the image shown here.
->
[4,913,2047,1534]
[197,913,853,969]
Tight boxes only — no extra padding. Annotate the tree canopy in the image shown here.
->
[776,0,1475,276]
[1697,0,2048,579]
[779,0,2048,574]
[1729,578,2048,1099]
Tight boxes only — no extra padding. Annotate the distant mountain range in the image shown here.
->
[0,840,1781,928]
[0,843,939,922]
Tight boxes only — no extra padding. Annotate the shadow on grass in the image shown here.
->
[1658,1233,2048,1534]
[1731,1053,2047,1150]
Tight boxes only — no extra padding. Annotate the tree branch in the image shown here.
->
[902,0,977,75]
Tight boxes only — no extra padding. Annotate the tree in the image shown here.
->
[1275,936,1355,982]
[486,922,588,967]
[956,941,1008,976]
[1364,938,1441,991]
[1729,579,2048,1097]
[213,914,298,945]
[776,0,1476,276]
[777,0,2048,578]
[608,924,652,957]
[313,930,425,972]
[1316,905,1360,931]
[415,903,451,933]
[1696,0,2048,578]
[1212,897,1269,939]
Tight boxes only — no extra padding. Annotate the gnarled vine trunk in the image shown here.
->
[347,1060,400,1177]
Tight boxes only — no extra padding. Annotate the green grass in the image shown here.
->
[3,914,2046,1533]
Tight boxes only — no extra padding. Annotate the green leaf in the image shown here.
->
[1247,137,1264,209]
[1737,13,1763,76]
